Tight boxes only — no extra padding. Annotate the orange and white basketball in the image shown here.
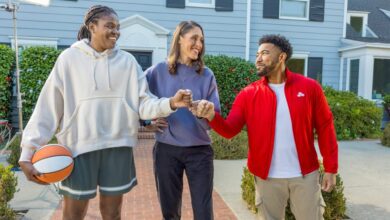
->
[31,144,74,183]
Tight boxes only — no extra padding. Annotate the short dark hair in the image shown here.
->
[259,34,293,61]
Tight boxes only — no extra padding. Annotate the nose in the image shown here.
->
[256,54,262,63]
[195,39,202,49]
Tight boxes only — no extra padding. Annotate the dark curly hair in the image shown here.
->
[259,34,293,61]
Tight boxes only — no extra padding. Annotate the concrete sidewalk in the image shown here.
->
[4,139,390,219]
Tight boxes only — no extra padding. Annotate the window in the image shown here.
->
[287,54,308,76]
[347,12,368,37]
[349,59,359,95]
[372,59,390,99]
[10,37,58,50]
[186,0,215,8]
[350,16,363,34]
[287,59,306,75]
[280,0,309,20]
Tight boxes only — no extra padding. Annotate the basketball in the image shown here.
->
[31,144,74,183]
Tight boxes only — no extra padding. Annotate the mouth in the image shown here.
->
[108,36,117,43]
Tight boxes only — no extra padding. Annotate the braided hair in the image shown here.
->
[77,5,117,40]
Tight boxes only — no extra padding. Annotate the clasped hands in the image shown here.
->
[169,89,215,121]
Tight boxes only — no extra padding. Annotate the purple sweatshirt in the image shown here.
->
[145,61,221,147]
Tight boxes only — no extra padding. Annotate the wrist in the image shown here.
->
[206,112,215,121]
[169,98,177,110]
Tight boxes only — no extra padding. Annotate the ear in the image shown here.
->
[279,52,287,63]
[88,23,96,34]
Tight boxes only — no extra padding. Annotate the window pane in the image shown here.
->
[349,59,359,95]
[189,0,212,4]
[287,58,305,75]
[373,59,390,99]
[280,0,307,18]
[350,16,363,34]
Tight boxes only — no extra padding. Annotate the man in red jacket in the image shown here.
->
[192,34,338,220]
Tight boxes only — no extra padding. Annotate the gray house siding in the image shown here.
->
[250,0,345,88]
[0,0,247,58]
[1,0,346,88]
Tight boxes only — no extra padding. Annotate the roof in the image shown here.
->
[347,0,390,43]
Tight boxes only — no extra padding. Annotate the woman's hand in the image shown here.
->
[145,118,168,133]
[19,161,50,185]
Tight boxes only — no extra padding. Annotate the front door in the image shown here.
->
[128,51,152,71]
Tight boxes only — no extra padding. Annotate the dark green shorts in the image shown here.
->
[58,147,137,200]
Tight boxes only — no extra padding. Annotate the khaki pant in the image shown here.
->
[255,171,326,220]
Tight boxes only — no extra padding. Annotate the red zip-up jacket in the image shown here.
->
[209,68,338,179]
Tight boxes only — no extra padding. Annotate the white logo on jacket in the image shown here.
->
[297,92,305,97]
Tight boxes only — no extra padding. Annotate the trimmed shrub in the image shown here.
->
[0,45,15,119]
[0,164,17,220]
[381,123,390,147]
[204,55,258,117]
[211,130,248,159]
[241,165,347,220]
[324,87,382,140]
[20,46,61,122]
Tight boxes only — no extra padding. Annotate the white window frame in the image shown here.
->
[186,0,215,8]
[289,53,308,76]
[346,57,361,93]
[372,57,390,100]
[347,11,369,37]
[9,36,58,50]
[279,0,310,21]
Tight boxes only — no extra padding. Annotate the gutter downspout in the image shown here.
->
[340,0,348,90]
[245,0,252,61]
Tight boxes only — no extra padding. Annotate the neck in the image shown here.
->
[178,56,192,66]
[89,40,104,52]
[267,65,286,84]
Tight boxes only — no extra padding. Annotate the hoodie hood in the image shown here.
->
[71,39,119,90]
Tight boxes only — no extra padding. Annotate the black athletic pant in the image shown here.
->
[153,141,214,220]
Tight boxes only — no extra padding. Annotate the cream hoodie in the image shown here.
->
[19,39,174,161]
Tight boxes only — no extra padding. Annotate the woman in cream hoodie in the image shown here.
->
[18,5,191,220]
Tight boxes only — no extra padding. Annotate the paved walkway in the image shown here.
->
[5,138,390,219]
[50,139,237,220]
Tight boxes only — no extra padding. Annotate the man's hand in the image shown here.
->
[19,161,49,185]
[321,172,336,192]
[145,118,168,133]
[170,89,192,110]
[190,100,215,121]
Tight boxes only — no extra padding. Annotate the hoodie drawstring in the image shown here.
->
[106,57,111,90]
[92,60,97,90]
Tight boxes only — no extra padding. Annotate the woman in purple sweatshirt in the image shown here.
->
[144,21,221,220]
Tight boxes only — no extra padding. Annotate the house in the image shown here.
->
[340,0,390,100]
[1,0,346,86]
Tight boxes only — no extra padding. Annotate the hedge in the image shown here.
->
[211,130,248,159]
[324,87,382,140]
[19,46,61,122]
[0,164,17,220]
[204,55,258,117]
[0,45,15,119]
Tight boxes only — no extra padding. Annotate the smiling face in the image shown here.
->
[89,14,120,52]
[255,43,284,77]
[178,26,204,65]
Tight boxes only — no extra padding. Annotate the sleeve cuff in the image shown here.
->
[19,148,35,162]
[162,98,177,114]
